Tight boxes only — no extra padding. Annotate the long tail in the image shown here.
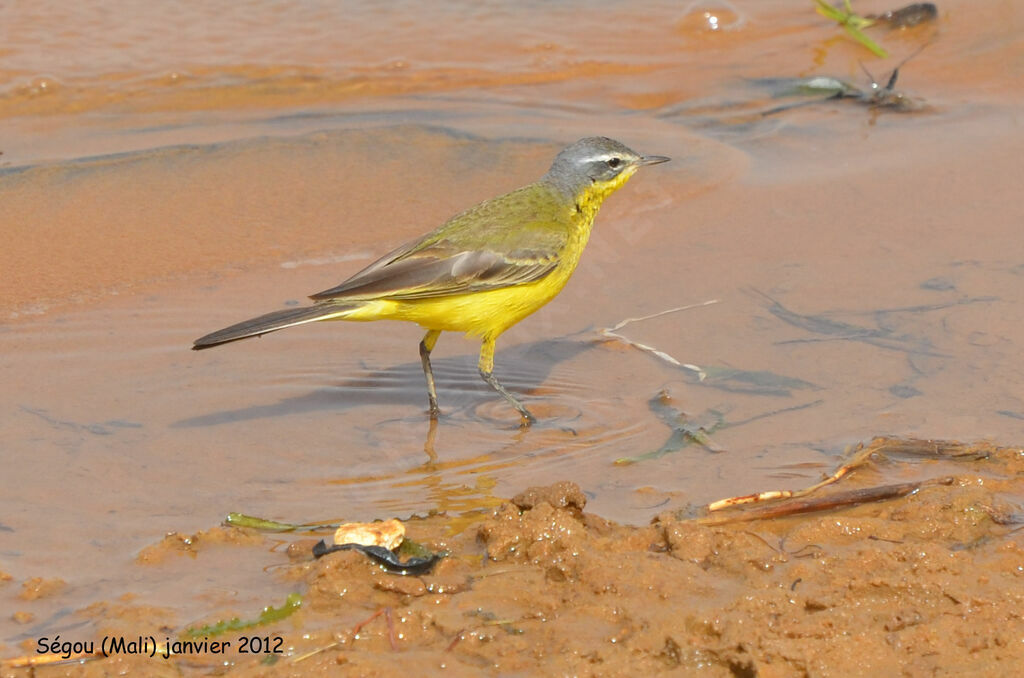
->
[193,303,358,349]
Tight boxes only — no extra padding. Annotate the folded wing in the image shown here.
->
[310,185,569,303]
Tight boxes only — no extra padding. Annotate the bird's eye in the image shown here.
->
[606,157,622,169]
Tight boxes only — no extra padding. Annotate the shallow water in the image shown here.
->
[2,0,1023,655]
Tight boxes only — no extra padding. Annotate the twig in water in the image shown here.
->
[696,436,989,524]
[598,300,720,378]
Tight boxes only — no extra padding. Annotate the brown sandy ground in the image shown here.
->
[3,441,1022,677]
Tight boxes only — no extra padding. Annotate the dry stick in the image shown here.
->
[878,437,989,459]
[2,642,177,669]
[707,440,878,512]
[3,652,101,670]
[446,629,465,652]
[699,436,977,523]
[292,642,340,664]
[598,300,720,376]
[698,477,955,526]
[384,607,397,651]
[293,607,394,664]
[352,608,385,637]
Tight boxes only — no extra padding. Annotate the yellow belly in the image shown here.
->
[339,271,570,340]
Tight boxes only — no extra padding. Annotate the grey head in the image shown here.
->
[543,136,670,198]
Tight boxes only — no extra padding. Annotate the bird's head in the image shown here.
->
[544,136,669,203]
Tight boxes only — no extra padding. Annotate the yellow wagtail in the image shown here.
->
[193,137,669,424]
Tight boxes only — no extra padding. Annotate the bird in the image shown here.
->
[193,136,669,425]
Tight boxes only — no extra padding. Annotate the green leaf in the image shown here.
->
[184,593,302,638]
[225,512,336,532]
[843,24,889,58]
[813,0,887,58]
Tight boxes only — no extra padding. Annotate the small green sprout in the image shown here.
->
[814,0,889,58]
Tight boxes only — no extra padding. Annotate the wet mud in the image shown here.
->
[5,441,1021,675]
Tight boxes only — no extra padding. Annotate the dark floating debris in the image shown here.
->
[814,1,938,57]
[312,540,443,576]
[866,2,938,29]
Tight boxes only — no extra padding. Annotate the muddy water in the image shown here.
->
[2,0,1023,668]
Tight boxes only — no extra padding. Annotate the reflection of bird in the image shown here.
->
[193,137,669,425]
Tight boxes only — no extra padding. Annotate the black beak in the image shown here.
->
[638,155,670,166]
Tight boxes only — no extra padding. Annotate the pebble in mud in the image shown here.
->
[18,576,66,600]
[373,575,426,598]
[512,480,587,513]
[10,610,34,624]
[135,526,266,565]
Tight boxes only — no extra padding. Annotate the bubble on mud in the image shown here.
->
[22,75,61,97]
[678,1,747,33]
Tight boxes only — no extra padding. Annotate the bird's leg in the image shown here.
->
[478,337,536,426]
[419,330,442,418]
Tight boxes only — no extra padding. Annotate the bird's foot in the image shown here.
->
[518,409,537,429]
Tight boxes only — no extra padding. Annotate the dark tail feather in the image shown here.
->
[193,304,356,349]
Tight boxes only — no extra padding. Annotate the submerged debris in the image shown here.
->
[756,40,935,116]
[759,61,925,114]
[750,288,945,356]
[615,398,725,465]
[615,390,822,465]
[854,58,923,109]
[693,365,819,396]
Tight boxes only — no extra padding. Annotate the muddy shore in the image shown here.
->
[5,439,1021,676]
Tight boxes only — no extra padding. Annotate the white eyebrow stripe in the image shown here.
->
[575,152,628,164]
